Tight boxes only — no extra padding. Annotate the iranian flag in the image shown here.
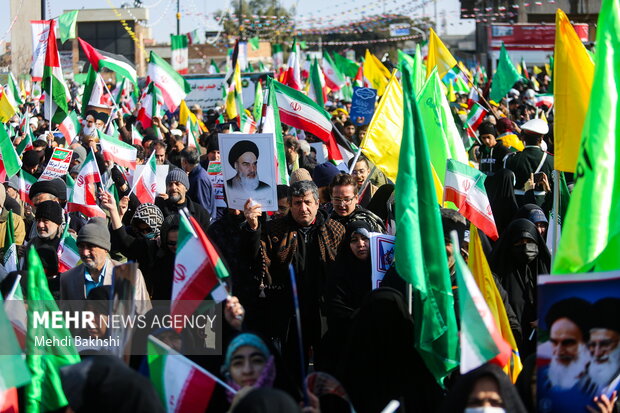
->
[10,169,36,205]
[272,43,284,69]
[321,53,344,91]
[57,221,80,273]
[16,126,34,155]
[130,151,157,203]
[98,130,138,169]
[147,336,218,413]
[132,127,144,146]
[78,37,138,85]
[7,72,23,105]
[137,81,164,129]
[444,159,499,240]
[147,51,191,112]
[454,234,511,374]
[186,116,201,149]
[240,112,256,134]
[171,211,228,326]
[58,110,81,143]
[86,71,110,109]
[67,150,106,218]
[466,102,488,132]
[535,93,554,108]
[272,79,343,161]
[2,211,18,273]
[284,39,302,91]
[171,35,189,75]
[467,86,480,109]
[264,78,289,185]
[308,58,327,107]
[42,19,69,124]
[353,65,364,88]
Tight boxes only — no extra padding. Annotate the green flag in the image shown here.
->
[8,73,23,105]
[58,10,79,43]
[80,66,98,115]
[412,45,426,95]
[490,43,522,102]
[332,52,359,78]
[553,0,620,274]
[253,80,263,123]
[0,124,22,178]
[417,68,468,184]
[25,247,80,413]
[248,36,260,51]
[396,58,459,386]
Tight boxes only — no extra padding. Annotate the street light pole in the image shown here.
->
[176,0,180,35]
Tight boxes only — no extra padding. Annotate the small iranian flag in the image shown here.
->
[444,159,499,240]
[308,58,327,107]
[240,112,256,134]
[137,81,164,129]
[16,126,34,155]
[272,43,284,69]
[170,35,189,75]
[284,39,302,91]
[147,336,219,413]
[78,37,138,85]
[0,124,22,178]
[186,116,201,149]
[171,211,228,326]
[42,19,69,124]
[57,221,80,273]
[8,72,23,105]
[467,86,480,109]
[98,129,138,170]
[321,53,344,92]
[58,110,81,143]
[2,211,18,273]
[132,127,144,145]
[466,102,488,132]
[535,93,554,108]
[130,151,157,203]
[1,276,31,382]
[67,150,106,218]
[10,169,36,205]
[208,59,220,74]
[147,51,191,112]
[453,232,511,374]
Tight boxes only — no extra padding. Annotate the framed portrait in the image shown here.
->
[218,133,278,211]
[537,271,620,413]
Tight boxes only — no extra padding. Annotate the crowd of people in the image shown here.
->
[0,32,617,413]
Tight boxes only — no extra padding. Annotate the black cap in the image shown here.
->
[228,140,259,167]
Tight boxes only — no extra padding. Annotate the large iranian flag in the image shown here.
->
[42,19,69,123]
[170,35,189,75]
[454,233,511,374]
[130,151,157,203]
[98,130,137,169]
[67,150,106,218]
[444,159,499,240]
[171,211,228,325]
[147,51,191,112]
[78,37,137,85]
[58,110,81,143]
[147,336,217,413]
[264,78,289,185]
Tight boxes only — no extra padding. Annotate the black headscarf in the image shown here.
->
[337,288,443,413]
[366,183,394,223]
[490,218,550,356]
[60,355,165,413]
[231,388,301,413]
[440,363,527,413]
[485,168,519,236]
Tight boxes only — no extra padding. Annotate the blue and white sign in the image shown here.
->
[349,87,377,126]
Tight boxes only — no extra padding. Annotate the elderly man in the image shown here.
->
[243,180,345,381]
[30,200,64,250]
[329,173,384,233]
[538,298,594,412]
[226,140,271,200]
[180,148,216,219]
[155,169,211,229]
[581,298,620,398]
[60,218,151,314]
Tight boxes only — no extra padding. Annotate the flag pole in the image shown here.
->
[551,169,560,262]
[288,264,310,407]
[101,79,123,132]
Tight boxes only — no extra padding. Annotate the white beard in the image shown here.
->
[588,345,620,389]
[548,343,590,389]
[240,176,259,191]
[83,125,96,137]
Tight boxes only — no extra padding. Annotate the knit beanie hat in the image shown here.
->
[312,162,340,188]
[290,168,312,184]
[77,217,111,251]
[165,168,190,190]
[35,200,64,225]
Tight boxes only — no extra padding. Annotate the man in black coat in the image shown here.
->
[155,168,211,230]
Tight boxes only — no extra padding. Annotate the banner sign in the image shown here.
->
[370,233,395,289]
[39,148,73,181]
[207,161,227,208]
[349,87,377,126]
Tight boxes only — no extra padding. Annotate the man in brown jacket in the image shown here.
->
[243,180,345,378]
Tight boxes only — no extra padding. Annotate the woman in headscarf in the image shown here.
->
[514,203,549,240]
[490,218,550,357]
[365,183,394,225]
[440,363,527,413]
[485,168,520,237]
[320,221,373,374]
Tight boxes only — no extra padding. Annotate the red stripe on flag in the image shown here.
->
[66,202,106,218]
[44,20,60,68]
[78,38,105,71]
[444,187,499,240]
[174,369,216,413]
[278,110,331,141]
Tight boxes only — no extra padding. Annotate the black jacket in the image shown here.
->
[155,195,211,231]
